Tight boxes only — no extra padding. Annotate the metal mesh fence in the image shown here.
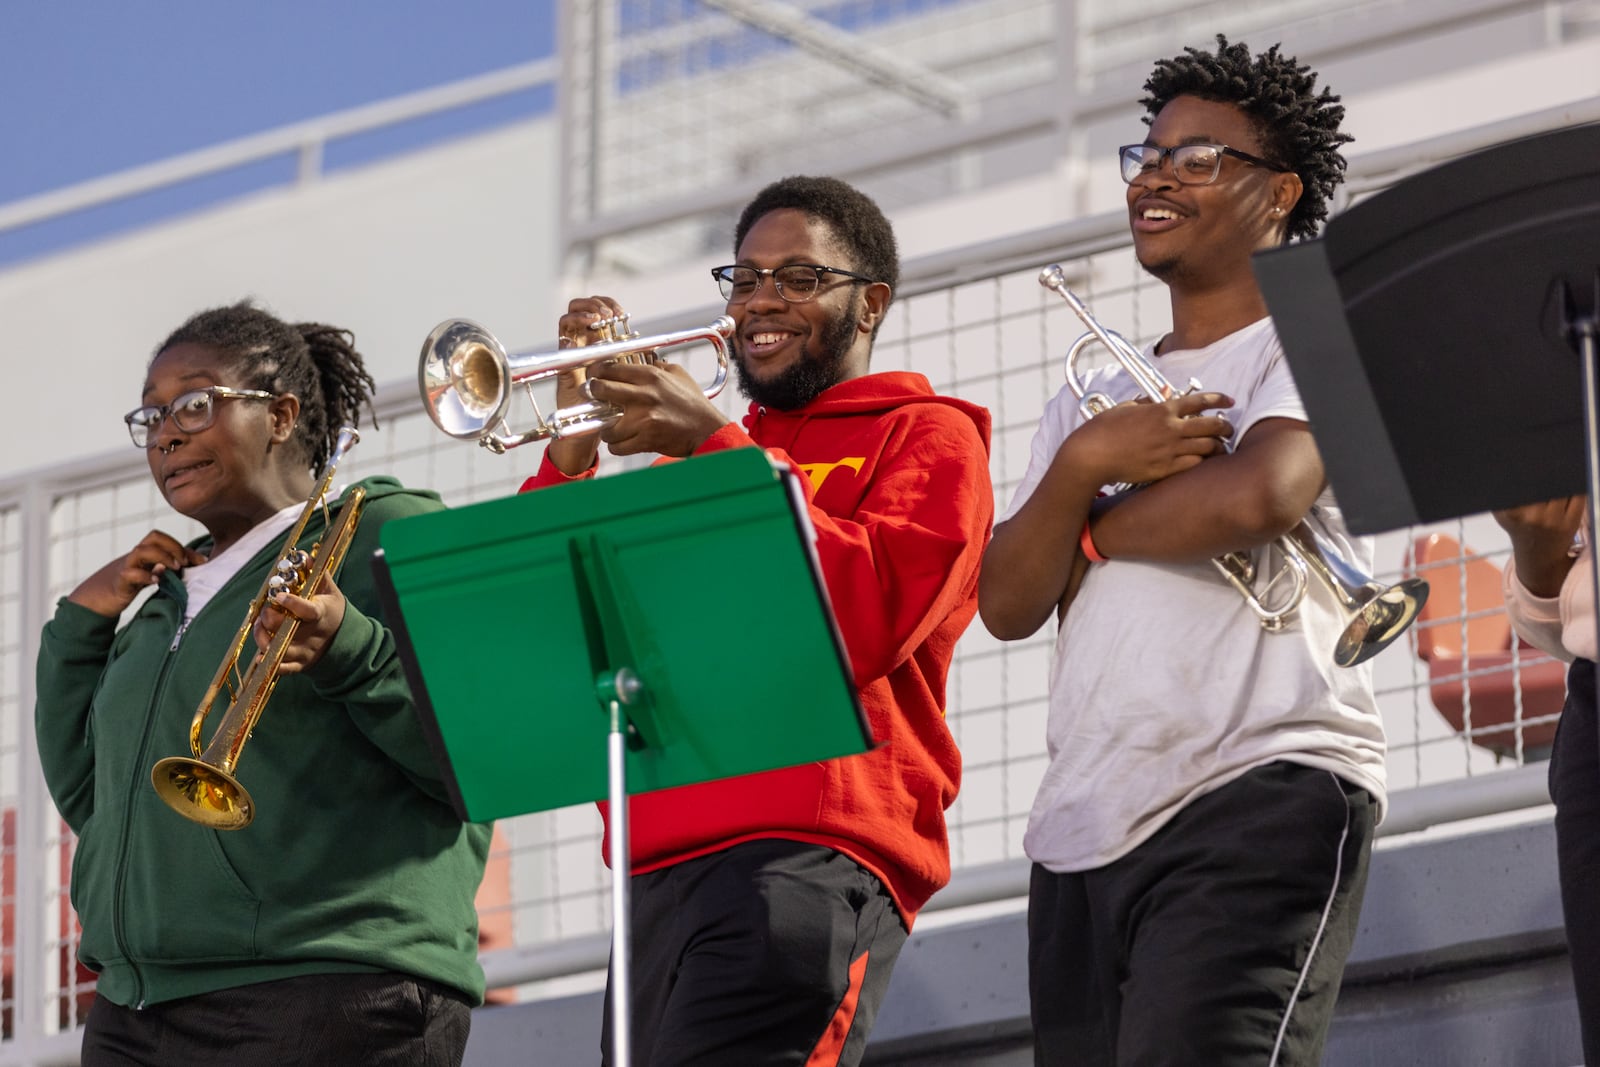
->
[1,223,1555,1039]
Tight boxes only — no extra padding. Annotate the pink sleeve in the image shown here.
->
[1502,556,1572,662]
[1560,547,1598,662]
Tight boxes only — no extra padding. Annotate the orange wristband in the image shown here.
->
[1079,520,1107,563]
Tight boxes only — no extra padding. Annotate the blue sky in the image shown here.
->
[0,1,558,262]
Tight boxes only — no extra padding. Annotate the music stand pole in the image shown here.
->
[599,668,643,1067]
[1567,276,1600,754]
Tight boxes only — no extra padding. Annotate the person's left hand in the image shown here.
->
[1493,495,1587,599]
[252,571,347,673]
[586,360,732,457]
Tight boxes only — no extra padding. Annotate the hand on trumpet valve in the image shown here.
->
[1065,390,1235,490]
[591,312,636,345]
[555,296,636,382]
[252,570,347,674]
[586,359,733,459]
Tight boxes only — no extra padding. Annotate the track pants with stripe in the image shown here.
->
[602,839,908,1067]
[1028,760,1375,1066]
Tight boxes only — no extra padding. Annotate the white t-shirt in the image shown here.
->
[1004,317,1387,873]
[181,501,305,624]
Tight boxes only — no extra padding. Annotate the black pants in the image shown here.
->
[1028,761,1375,1067]
[1551,658,1600,1064]
[80,972,472,1067]
[602,839,909,1067]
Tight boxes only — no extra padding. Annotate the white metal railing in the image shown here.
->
[559,0,1590,270]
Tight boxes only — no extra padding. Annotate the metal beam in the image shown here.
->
[696,0,975,119]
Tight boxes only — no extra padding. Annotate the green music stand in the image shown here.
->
[371,446,871,1065]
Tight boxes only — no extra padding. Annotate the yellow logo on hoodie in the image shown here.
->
[797,457,865,491]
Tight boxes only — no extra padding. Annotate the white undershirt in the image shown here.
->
[180,501,304,624]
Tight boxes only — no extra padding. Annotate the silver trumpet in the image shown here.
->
[1039,264,1428,667]
[420,315,735,453]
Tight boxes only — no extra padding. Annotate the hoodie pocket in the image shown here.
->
[120,813,262,964]
[68,815,118,970]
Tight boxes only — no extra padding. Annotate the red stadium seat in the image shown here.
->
[1408,533,1568,759]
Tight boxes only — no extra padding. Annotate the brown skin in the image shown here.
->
[1494,495,1586,598]
[543,207,890,476]
[68,342,345,673]
[979,94,1325,640]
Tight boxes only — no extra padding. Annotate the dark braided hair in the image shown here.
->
[154,300,378,472]
[735,175,900,299]
[1141,35,1353,241]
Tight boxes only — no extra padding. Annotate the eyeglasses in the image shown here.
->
[124,386,277,449]
[711,263,876,304]
[1118,143,1288,186]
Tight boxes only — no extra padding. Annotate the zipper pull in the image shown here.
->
[169,619,190,652]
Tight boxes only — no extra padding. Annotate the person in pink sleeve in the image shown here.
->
[1496,495,1596,1059]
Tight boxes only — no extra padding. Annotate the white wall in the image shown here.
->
[0,121,560,475]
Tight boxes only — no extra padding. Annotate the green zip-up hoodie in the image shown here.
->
[35,476,491,1009]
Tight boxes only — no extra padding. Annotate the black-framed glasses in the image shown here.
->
[1118,143,1288,186]
[711,263,876,304]
[124,386,277,449]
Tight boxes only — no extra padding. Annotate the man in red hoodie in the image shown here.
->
[522,175,993,1066]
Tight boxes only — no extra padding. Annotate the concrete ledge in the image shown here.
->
[464,818,1582,1066]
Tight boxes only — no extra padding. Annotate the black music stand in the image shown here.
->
[1253,121,1600,534]
[1253,120,1600,736]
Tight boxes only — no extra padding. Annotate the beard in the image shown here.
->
[733,292,860,411]
[1136,246,1193,286]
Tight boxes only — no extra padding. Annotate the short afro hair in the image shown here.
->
[1141,34,1353,240]
[733,175,900,297]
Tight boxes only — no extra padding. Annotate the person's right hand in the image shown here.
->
[546,295,636,476]
[1493,495,1587,598]
[1062,390,1235,491]
[67,531,205,618]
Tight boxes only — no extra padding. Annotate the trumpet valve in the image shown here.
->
[592,313,636,345]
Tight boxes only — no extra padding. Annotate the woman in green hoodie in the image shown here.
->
[35,302,492,1067]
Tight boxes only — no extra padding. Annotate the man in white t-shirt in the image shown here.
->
[980,35,1376,1066]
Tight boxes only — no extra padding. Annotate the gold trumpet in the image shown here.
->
[1038,265,1428,667]
[419,314,735,453]
[150,427,366,829]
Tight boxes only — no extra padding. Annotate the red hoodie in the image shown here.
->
[520,371,993,923]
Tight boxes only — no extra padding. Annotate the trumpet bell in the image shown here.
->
[1334,577,1430,668]
[421,319,511,440]
[151,755,256,830]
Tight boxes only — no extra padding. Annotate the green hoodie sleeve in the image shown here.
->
[303,483,453,801]
[35,599,121,833]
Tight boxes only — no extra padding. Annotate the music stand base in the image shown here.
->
[601,670,641,1067]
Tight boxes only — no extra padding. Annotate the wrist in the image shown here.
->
[1056,434,1117,494]
[1079,519,1107,563]
[1516,554,1575,600]
[546,437,599,477]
